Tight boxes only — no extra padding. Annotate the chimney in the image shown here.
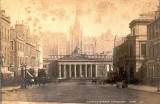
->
[1,10,5,16]
[155,0,160,20]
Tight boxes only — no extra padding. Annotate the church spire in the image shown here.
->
[69,6,82,54]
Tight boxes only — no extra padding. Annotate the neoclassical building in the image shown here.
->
[48,50,113,79]
[113,14,154,82]
[147,5,160,85]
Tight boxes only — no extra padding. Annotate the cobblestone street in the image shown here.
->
[2,81,160,104]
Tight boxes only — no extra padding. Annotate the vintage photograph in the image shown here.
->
[0,0,160,104]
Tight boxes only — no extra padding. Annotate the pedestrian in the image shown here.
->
[122,71,128,88]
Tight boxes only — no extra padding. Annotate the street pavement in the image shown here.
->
[2,80,160,104]
[128,84,159,93]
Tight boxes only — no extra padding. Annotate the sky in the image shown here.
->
[1,0,159,37]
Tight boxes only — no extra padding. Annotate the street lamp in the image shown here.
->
[21,63,27,78]
[20,63,27,89]
[0,53,4,64]
[0,54,4,75]
[154,58,160,92]
[21,63,25,79]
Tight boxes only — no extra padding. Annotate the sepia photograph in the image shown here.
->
[0,0,160,104]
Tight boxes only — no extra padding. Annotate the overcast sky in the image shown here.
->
[1,0,158,37]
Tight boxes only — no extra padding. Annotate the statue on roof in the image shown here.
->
[71,47,81,56]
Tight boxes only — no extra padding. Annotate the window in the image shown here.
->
[5,28,6,40]
[153,29,155,39]
[132,28,135,35]
[158,45,160,57]
[8,29,10,41]
[11,41,13,50]
[2,27,3,39]
[1,26,2,39]
[156,32,159,38]
[129,45,133,56]
[152,46,154,57]
[141,44,146,56]
[148,27,151,40]
[0,29,2,41]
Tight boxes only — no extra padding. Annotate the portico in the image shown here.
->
[49,50,113,79]
[58,63,98,79]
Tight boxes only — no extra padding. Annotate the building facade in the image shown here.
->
[42,32,68,59]
[95,31,114,55]
[52,33,68,56]
[82,31,114,55]
[0,10,13,77]
[82,37,95,55]
[25,35,40,73]
[147,6,160,85]
[113,18,153,82]
[10,24,28,76]
[10,23,41,76]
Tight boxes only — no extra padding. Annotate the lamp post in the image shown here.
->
[155,58,160,92]
[0,53,4,79]
[20,63,26,88]
[157,59,160,92]
[0,45,3,104]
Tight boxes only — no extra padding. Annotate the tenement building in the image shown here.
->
[113,15,153,82]
[10,23,41,77]
[147,5,160,85]
[0,10,14,78]
[25,35,40,74]
[10,24,29,76]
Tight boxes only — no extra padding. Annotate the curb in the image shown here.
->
[2,86,21,93]
[128,86,160,94]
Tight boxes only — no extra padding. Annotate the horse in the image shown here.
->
[36,77,46,86]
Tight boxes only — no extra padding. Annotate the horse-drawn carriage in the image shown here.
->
[91,71,128,88]
[91,77,108,85]
[35,68,47,86]
[21,68,47,88]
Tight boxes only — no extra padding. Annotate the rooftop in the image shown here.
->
[0,10,10,23]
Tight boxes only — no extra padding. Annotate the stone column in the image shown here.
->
[64,64,66,78]
[69,64,72,78]
[80,64,82,77]
[74,64,77,78]
[90,64,93,78]
[85,64,87,78]
[95,64,98,77]
[59,64,61,79]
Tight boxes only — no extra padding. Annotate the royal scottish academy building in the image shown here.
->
[48,49,113,80]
